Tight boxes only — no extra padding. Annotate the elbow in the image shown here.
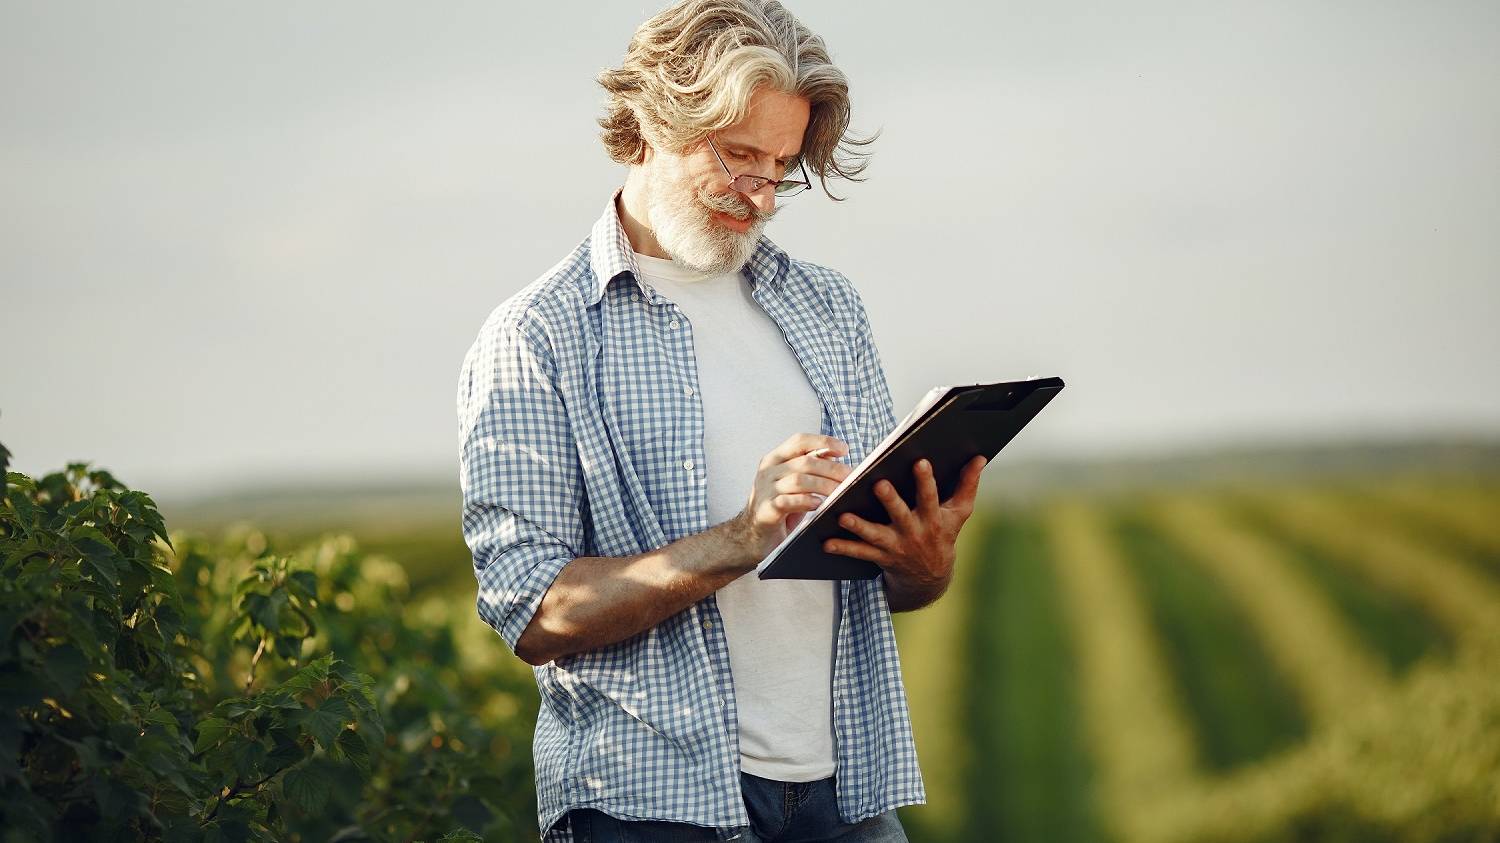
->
[500,556,581,666]
[514,608,571,666]
[514,622,555,666]
[514,636,550,667]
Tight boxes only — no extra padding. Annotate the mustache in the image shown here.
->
[699,187,779,223]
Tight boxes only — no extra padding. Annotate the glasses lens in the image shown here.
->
[730,176,762,193]
[774,180,808,196]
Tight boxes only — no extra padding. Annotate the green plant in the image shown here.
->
[0,442,536,842]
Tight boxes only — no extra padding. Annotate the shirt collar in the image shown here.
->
[585,188,790,306]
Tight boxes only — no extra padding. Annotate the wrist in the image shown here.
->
[718,511,764,574]
[882,566,951,611]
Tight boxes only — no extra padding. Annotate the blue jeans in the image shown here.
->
[566,771,908,842]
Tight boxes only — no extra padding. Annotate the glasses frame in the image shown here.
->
[706,136,811,198]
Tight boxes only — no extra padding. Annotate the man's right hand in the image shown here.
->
[734,434,853,560]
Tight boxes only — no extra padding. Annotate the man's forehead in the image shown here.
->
[714,88,809,159]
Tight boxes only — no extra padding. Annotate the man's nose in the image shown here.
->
[746,189,776,215]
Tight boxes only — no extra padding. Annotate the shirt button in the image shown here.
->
[684,386,695,397]
[669,319,680,329]
[683,459,695,471]
[631,293,641,302]
[702,619,713,630]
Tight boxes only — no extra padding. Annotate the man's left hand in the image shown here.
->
[823,455,988,610]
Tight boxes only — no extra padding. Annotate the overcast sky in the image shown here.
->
[3,1,1497,500]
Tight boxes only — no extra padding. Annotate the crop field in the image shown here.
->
[154,462,1500,841]
[896,475,1500,843]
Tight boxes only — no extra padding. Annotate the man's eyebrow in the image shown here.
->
[721,139,801,163]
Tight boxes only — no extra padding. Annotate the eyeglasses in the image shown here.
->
[707,136,811,197]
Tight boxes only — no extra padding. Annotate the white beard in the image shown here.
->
[646,171,773,276]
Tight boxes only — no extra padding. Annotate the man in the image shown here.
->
[456,2,988,840]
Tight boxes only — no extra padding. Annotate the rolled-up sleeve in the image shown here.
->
[844,279,899,450]
[457,311,584,655]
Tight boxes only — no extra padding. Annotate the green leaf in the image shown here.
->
[82,552,119,590]
[154,600,184,639]
[7,486,38,527]
[295,697,351,750]
[347,673,378,714]
[142,707,180,734]
[84,685,129,721]
[281,763,332,814]
[59,499,92,520]
[336,728,370,773]
[288,570,319,599]
[229,736,268,779]
[240,593,268,630]
[194,716,233,753]
[265,730,306,771]
[6,535,48,571]
[234,574,270,599]
[205,803,254,843]
[320,694,353,721]
[70,523,117,553]
[273,635,303,661]
[281,653,333,694]
[257,589,288,630]
[217,699,260,719]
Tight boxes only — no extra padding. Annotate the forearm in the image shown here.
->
[514,516,760,665]
[882,567,952,613]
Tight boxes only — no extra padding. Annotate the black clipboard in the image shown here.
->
[756,376,1065,580]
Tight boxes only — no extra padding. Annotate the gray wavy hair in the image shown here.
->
[597,0,874,199]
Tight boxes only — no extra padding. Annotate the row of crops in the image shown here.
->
[897,478,1500,843]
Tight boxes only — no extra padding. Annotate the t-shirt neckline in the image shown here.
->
[632,251,718,284]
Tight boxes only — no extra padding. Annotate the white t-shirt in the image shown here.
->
[633,251,838,782]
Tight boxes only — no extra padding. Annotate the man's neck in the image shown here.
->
[618,168,669,259]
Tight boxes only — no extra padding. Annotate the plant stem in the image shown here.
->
[245,637,266,694]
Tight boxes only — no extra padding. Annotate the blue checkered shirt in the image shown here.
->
[456,194,924,840]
